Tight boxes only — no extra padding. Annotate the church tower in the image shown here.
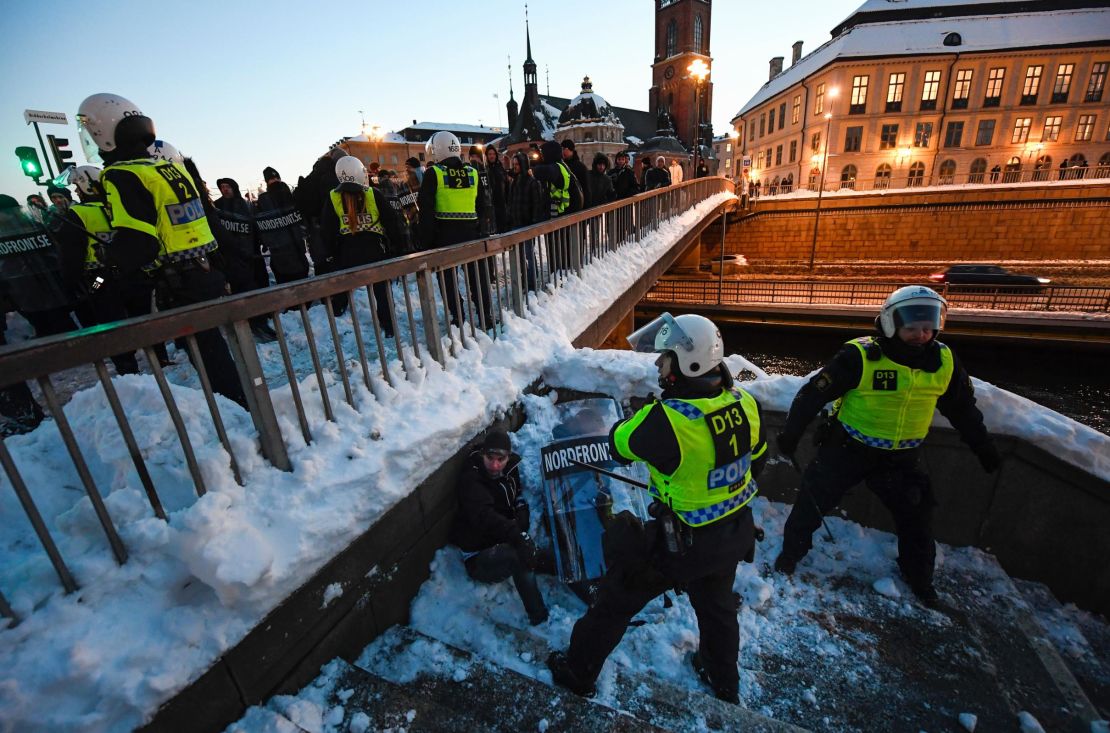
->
[649,0,713,150]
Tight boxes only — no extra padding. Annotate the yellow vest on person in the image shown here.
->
[432,164,479,221]
[70,201,112,270]
[837,336,954,450]
[548,162,571,216]
[329,189,384,236]
[101,158,216,266]
[613,388,765,527]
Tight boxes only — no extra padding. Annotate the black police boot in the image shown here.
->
[774,553,798,575]
[546,652,596,697]
[689,650,740,704]
[909,581,941,609]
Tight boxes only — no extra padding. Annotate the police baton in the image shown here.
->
[568,459,649,490]
[787,454,835,543]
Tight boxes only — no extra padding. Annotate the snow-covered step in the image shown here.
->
[415,614,809,733]
[358,626,671,732]
[1013,579,1110,720]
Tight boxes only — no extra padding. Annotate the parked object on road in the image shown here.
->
[930,264,1051,290]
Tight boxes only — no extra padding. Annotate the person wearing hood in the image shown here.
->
[319,155,402,334]
[560,139,592,208]
[609,150,639,200]
[452,429,552,626]
[214,176,275,341]
[484,145,509,233]
[296,147,346,277]
[668,159,685,185]
[644,155,672,191]
[255,167,309,284]
[773,286,999,608]
[507,151,545,292]
[467,145,497,236]
[588,154,615,206]
[532,140,582,219]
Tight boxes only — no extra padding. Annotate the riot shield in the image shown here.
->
[541,398,650,583]
[0,206,71,316]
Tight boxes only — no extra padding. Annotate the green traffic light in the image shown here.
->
[22,159,41,176]
[15,146,43,180]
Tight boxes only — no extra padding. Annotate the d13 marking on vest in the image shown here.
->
[873,370,898,391]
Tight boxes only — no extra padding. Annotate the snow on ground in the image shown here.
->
[2,188,1107,732]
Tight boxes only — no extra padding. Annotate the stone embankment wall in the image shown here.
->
[720,183,1110,264]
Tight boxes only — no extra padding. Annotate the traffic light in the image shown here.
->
[15,146,43,180]
[47,134,74,173]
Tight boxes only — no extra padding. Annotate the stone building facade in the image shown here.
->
[733,1,1110,194]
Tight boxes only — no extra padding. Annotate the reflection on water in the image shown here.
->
[725,326,1110,436]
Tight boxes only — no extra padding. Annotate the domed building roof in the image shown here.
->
[636,135,689,155]
[558,77,619,125]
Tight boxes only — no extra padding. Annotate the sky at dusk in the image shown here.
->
[0,0,856,201]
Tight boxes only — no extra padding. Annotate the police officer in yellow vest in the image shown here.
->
[319,155,402,332]
[548,313,767,704]
[774,286,1000,607]
[416,131,492,327]
[76,93,245,406]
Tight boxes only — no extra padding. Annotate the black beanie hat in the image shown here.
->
[482,429,512,454]
[263,167,280,181]
[561,139,575,151]
[469,145,484,158]
[405,157,421,167]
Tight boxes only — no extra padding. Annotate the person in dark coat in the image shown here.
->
[587,153,616,206]
[560,140,592,208]
[255,168,309,284]
[609,151,639,200]
[319,156,402,332]
[296,148,346,275]
[484,146,510,234]
[452,429,551,625]
[506,151,546,292]
[644,156,672,191]
[468,146,497,236]
[532,141,582,218]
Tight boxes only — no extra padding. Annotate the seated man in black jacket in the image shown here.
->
[452,429,552,625]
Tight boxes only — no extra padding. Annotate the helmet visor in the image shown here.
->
[892,302,946,332]
[76,122,104,166]
[627,313,694,355]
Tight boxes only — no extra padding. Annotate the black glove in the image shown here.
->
[777,432,800,460]
[513,532,538,568]
[972,441,1001,474]
[514,504,530,534]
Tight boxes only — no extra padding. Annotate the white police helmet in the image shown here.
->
[878,286,947,338]
[425,131,462,163]
[76,93,151,160]
[148,140,184,163]
[66,165,102,196]
[335,156,369,191]
[627,312,724,378]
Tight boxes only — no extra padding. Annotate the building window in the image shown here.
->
[938,159,957,185]
[913,122,932,147]
[693,15,704,54]
[815,83,825,115]
[725,142,732,153]
[809,167,820,190]
[1021,65,1043,105]
[1042,116,1062,142]
[850,76,869,114]
[844,126,863,152]
[725,158,731,169]
[1095,152,1110,177]
[880,123,899,149]
[792,95,801,124]
[1086,62,1107,103]
[886,72,905,112]
[875,163,892,189]
[920,70,941,111]
[1049,63,1073,104]
[1004,156,1022,183]
[1076,114,1096,141]
[759,113,765,137]
[985,68,1005,107]
[779,103,787,131]
[789,139,797,162]
[969,158,987,184]
[943,121,964,148]
[768,109,775,131]
[907,161,926,186]
[775,145,783,165]
[1011,117,1032,144]
[749,121,755,141]
[665,19,677,57]
[1033,154,1053,181]
[811,131,821,152]
[767,148,773,169]
[952,69,973,109]
[975,119,996,146]
[840,164,858,189]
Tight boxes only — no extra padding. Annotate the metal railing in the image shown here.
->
[0,178,731,624]
[645,278,1110,313]
[750,165,1110,197]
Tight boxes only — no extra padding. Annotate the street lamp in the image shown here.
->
[808,87,838,272]
[688,59,710,179]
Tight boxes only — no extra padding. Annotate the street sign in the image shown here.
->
[24,109,68,125]
[742,156,752,169]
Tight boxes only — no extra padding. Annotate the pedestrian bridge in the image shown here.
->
[0,179,1107,732]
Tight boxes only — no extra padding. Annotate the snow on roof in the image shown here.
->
[404,121,506,134]
[736,7,1110,118]
[854,0,1032,11]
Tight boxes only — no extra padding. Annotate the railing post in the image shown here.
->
[417,268,446,365]
[225,321,292,472]
[508,243,525,317]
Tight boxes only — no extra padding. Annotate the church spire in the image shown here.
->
[522,4,538,98]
